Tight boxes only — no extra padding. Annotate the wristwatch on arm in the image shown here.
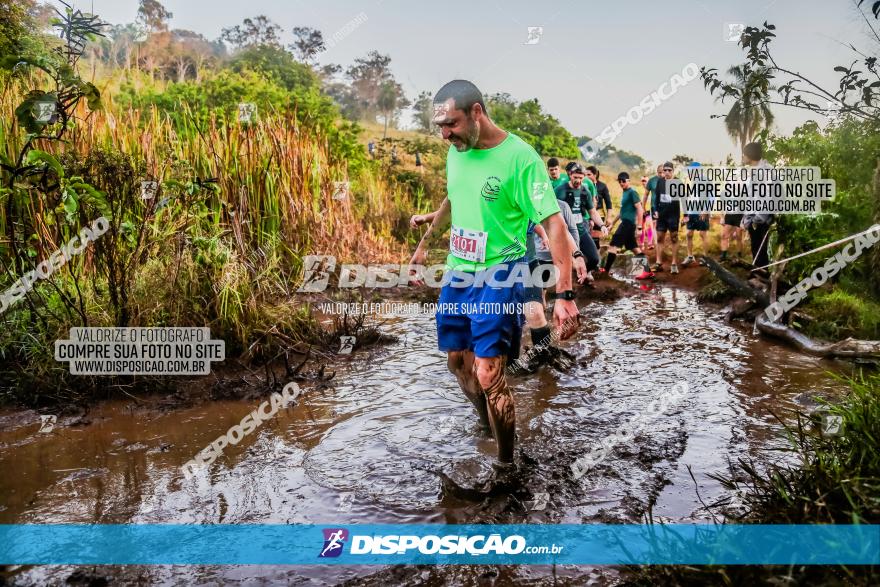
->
[552,290,576,301]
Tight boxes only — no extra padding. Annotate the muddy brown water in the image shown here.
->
[0,283,853,586]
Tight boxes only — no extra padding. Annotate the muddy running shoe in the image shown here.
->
[528,345,576,371]
[635,270,655,280]
[681,255,695,266]
[650,262,663,272]
[670,263,679,274]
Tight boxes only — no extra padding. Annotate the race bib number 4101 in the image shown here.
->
[450,225,488,263]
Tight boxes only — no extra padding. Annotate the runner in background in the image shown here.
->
[682,161,710,267]
[720,212,744,261]
[651,162,682,274]
[639,176,655,251]
[547,158,568,190]
[586,165,611,251]
[555,164,608,273]
[603,172,653,280]
[516,201,587,372]
[741,141,775,275]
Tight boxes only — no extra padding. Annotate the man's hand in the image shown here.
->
[600,225,609,237]
[552,299,580,340]
[408,248,427,286]
[573,256,588,283]
[410,214,428,229]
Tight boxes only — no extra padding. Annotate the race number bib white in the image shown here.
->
[659,192,672,204]
[450,225,488,263]
[572,212,584,224]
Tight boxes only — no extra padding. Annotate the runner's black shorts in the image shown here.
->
[524,260,543,304]
[686,214,710,231]
[723,213,744,227]
[610,219,638,250]
[655,213,680,233]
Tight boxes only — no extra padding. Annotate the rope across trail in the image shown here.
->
[753,224,880,270]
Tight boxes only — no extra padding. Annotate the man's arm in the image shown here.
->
[541,212,579,339]
[588,206,609,236]
[410,197,449,268]
[410,210,439,229]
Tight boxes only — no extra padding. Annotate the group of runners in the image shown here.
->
[407,79,773,475]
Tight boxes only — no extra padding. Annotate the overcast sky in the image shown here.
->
[71,0,877,164]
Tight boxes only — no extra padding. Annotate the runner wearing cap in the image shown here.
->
[409,80,579,469]
[555,163,608,273]
[651,161,682,274]
[603,172,653,279]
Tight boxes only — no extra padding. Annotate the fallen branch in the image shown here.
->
[702,254,880,359]
[755,313,880,358]
[700,255,770,307]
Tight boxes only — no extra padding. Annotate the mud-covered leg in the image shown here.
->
[474,356,515,463]
[447,350,490,429]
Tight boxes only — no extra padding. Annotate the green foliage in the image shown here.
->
[487,93,579,158]
[800,290,880,341]
[769,118,880,292]
[228,45,319,92]
[117,68,366,172]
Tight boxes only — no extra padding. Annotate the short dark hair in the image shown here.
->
[547,157,560,168]
[743,142,762,162]
[586,165,599,178]
[433,80,487,116]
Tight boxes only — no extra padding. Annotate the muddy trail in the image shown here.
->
[0,278,853,586]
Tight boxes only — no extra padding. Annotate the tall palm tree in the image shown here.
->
[722,65,775,152]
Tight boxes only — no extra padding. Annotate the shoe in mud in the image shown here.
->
[650,263,663,272]
[536,345,576,370]
[670,263,679,274]
[507,353,538,376]
[635,270,655,280]
[681,255,695,267]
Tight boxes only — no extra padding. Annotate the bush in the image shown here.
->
[800,290,880,341]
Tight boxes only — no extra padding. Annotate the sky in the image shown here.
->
[68,0,877,164]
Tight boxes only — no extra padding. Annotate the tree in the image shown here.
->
[0,0,51,65]
[701,6,880,295]
[411,90,433,133]
[376,80,410,138]
[487,93,579,158]
[290,26,324,63]
[137,0,172,33]
[673,154,695,166]
[220,16,282,51]
[108,23,145,71]
[720,65,775,151]
[346,50,394,121]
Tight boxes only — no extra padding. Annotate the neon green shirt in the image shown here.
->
[446,132,561,272]
[551,173,569,190]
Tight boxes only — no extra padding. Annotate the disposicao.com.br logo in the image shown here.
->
[319,528,562,558]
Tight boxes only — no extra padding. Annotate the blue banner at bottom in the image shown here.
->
[0,524,877,565]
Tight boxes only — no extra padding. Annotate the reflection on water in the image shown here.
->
[0,284,853,584]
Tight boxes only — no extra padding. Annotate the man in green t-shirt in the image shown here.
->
[547,157,568,190]
[602,172,653,280]
[409,80,579,469]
